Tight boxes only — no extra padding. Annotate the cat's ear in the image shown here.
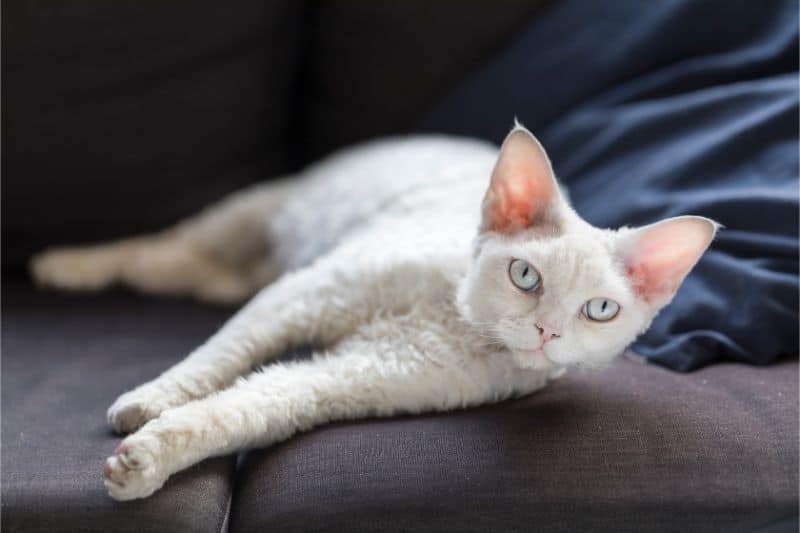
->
[480,124,563,234]
[619,216,719,306]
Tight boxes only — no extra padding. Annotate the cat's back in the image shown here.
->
[270,135,498,269]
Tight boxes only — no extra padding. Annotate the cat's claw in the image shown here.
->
[103,440,168,501]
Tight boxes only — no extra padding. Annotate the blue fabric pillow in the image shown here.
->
[422,0,798,371]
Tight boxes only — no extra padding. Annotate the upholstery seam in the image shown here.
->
[218,454,239,533]
[219,488,233,533]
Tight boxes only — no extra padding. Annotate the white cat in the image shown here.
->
[31,124,717,500]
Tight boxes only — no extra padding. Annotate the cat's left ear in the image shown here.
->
[481,124,564,234]
[618,216,720,307]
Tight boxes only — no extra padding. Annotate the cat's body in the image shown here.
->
[31,125,717,500]
[270,136,494,270]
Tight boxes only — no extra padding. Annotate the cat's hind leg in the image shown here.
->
[30,179,295,304]
[31,234,264,305]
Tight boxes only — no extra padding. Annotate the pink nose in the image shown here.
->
[535,322,560,343]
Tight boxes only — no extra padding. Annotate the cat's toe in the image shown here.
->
[108,401,147,434]
[103,440,168,501]
[107,393,162,434]
[107,386,188,433]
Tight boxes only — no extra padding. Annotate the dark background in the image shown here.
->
[2,0,798,372]
[1,1,548,271]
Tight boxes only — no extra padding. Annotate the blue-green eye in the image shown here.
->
[509,259,541,292]
[583,298,620,322]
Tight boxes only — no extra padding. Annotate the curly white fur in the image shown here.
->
[31,124,717,500]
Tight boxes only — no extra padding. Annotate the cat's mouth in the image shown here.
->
[509,346,552,369]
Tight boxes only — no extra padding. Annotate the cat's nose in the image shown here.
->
[535,322,561,342]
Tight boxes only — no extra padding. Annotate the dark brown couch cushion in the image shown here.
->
[1,282,237,533]
[1,286,796,533]
[229,356,798,533]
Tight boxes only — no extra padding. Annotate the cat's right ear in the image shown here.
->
[480,124,563,234]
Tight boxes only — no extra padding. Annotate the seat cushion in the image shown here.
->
[1,282,237,533]
[228,356,798,533]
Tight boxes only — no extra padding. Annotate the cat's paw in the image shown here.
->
[107,387,179,434]
[103,438,169,501]
[30,247,120,291]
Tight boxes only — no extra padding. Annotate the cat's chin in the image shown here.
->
[511,348,552,371]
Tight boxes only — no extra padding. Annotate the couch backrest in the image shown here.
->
[1,1,546,273]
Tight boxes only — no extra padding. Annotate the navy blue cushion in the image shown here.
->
[422,0,799,371]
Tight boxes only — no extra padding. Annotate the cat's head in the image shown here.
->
[457,124,718,369]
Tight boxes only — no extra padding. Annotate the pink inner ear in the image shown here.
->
[625,217,716,303]
[485,171,551,232]
[482,129,557,233]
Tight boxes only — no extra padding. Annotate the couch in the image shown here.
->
[3,2,797,532]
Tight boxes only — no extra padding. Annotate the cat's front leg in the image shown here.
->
[107,254,411,433]
[104,343,546,500]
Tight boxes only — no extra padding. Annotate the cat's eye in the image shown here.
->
[508,259,541,292]
[583,298,620,322]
